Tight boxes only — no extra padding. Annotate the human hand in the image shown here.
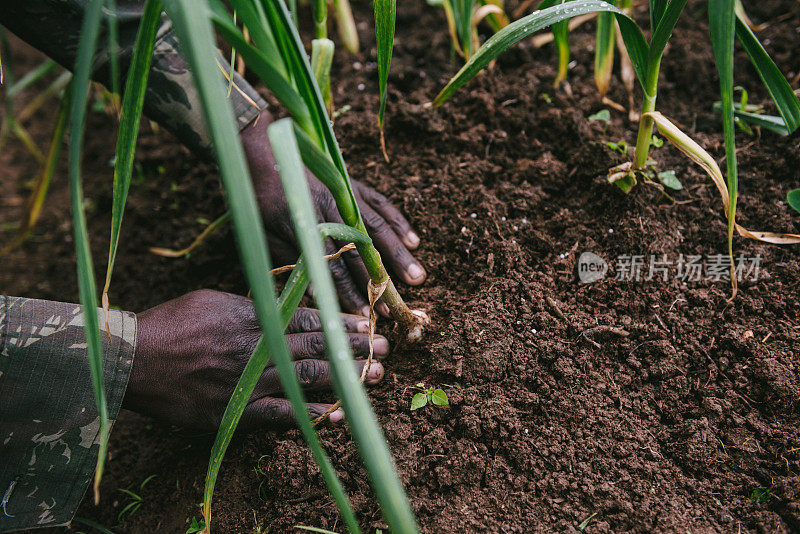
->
[124,290,388,429]
[240,115,426,317]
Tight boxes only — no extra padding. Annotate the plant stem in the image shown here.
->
[355,234,421,328]
[633,56,661,169]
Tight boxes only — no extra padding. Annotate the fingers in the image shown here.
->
[322,236,370,315]
[359,201,426,286]
[239,397,343,428]
[286,307,370,334]
[254,359,385,398]
[286,332,390,359]
[356,183,420,249]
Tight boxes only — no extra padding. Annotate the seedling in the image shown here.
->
[750,486,772,503]
[787,189,800,215]
[605,139,628,155]
[577,511,598,531]
[410,383,450,410]
[116,474,157,522]
[186,516,206,534]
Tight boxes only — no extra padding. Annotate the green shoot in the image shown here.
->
[374,0,396,160]
[67,0,109,504]
[750,486,772,503]
[594,2,616,96]
[333,0,360,54]
[0,84,71,257]
[787,190,800,215]
[102,0,162,327]
[410,383,451,410]
[578,512,598,531]
[117,475,157,522]
[311,38,335,114]
[149,212,231,258]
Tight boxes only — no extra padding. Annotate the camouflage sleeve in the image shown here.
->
[0,0,267,159]
[0,296,136,532]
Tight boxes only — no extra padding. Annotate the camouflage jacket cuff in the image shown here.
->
[0,297,136,531]
[144,18,267,159]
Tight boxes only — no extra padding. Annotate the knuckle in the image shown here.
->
[293,309,318,332]
[296,359,322,385]
[303,334,326,356]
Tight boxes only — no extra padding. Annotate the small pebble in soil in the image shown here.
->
[501,216,506,221]
[470,212,477,218]
[609,228,614,233]
[357,83,365,91]
[352,62,363,70]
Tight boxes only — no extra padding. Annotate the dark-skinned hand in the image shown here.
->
[123,290,388,429]
[240,114,426,318]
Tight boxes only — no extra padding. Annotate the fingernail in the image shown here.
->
[406,263,426,282]
[366,362,385,384]
[357,320,370,333]
[359,306,371,318]
[404,231,420,248]
[378,302,390,317]
[328,408,344,424]
[374,336,390,355]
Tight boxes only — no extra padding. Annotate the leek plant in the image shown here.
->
[66,0,421,531]
[430,0,508,60]
[433,0,800,295]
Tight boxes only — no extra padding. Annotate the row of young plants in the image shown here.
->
[432,0,800,295]
[4,0,800,532]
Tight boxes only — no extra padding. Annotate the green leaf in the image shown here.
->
[270,118,419,533]
[657,169,682,190]
[787,189,800,215]
[713,102,790,136]
[431,388,449,406]
[433,1,650,106]
[67,0,109,503]
[594,6,616,96]
[648,0,687,64]
[578,511,598,531]
[374,0,396,129]
[311,38,334,112]
[651,135,663,147]
[709,0,738,280]
[160,3,358,532]
[589,109,610,122]
[411,392,429,410]
[103,0,162,309]
[735,16,800,133]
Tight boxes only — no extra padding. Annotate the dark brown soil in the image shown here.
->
[2,1,800,532]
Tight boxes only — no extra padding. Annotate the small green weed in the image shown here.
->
[116,474,156,522]
[750,486,772,503]
[410,383,452,411]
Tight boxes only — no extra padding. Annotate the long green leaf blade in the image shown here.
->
[68,0,109,503]
[709,0,738,289]
[103,0,162,310]
[160,2,359,531]
[433,1,650,106]
[648,0,687,63]
[271,117,419,534]
[735,15,800,133]
[374,0,396,129]
[594,6,616,96]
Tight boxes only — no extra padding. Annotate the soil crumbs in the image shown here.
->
[1,0,799,532]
